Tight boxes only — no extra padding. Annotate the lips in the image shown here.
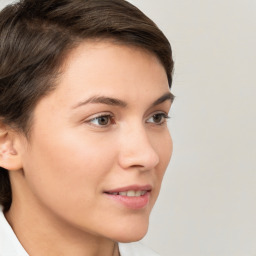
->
[104,184,152,194]
[104,185,152,209]
[106,190,147,196]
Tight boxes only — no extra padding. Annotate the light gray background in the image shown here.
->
[1,1,256,255]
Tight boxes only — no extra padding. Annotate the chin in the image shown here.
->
[110,218,149,243]
[116,232,148,243]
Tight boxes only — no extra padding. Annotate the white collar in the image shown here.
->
[0,207,29,255]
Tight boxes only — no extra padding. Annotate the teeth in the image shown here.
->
[127,190,136,197]
[109,190,147,197]
[135,191,142,196]
[141,191,146,196]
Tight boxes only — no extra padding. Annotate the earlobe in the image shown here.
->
[0,125,23,171]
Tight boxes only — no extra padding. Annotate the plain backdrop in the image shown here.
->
[1,1,256,256]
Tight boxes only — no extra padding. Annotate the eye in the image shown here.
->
[86,114,115,127]
[146,112,169,125]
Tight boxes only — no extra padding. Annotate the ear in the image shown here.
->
[0,123,23,171]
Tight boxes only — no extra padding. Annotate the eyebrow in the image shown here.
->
[73,95,127,109]
[150,92,175,107]
[72,92,174,109]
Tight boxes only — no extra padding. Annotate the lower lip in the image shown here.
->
[104,192,150,209]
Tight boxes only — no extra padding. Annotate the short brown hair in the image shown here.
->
[0,0,174,211]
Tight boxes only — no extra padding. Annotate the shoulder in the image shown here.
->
[119,242,160,256]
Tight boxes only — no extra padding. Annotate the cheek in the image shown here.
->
[164,132,173,165]
[154,130,173,180]
[22,128,116,211]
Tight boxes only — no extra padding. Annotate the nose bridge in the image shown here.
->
[118,122,159,170]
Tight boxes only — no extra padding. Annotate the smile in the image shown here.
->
[106,190,147,197]
[104,185,152,209]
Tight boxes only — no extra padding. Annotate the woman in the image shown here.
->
[0,0,174,255]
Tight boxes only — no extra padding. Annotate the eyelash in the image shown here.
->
[86,114,115,127]
[85,112,170,128]
[146,112,170,125]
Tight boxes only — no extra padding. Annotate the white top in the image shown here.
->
[0,209,159,256]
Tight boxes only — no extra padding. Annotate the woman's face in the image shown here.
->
[18,41,173,242]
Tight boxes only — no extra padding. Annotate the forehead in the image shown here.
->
[57,40,168,94]
[62,40,164,73]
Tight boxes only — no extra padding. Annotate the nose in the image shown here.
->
[118,125,160,171]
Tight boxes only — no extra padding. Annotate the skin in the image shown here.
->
[3,41,173,256]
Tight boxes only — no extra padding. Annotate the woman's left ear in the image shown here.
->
[0,124,23,171]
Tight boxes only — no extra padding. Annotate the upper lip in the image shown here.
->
[104,184,152,193]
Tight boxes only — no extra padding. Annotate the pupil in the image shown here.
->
[153,114,162,123]
[99,116,109,125]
